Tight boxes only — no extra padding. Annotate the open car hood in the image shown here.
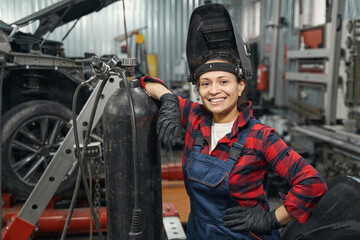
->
[12,0,119,37]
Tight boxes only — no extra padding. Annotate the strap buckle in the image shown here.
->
[194,134,205,148]
[228,142,244,162]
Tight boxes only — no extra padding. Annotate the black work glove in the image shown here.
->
[223,204,281,234]
[157,93,182,145]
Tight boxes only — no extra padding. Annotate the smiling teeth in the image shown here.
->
[210,98,225,102]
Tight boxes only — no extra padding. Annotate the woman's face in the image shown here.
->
[199,70,245,123]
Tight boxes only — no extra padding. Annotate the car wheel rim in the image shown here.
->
[8,115,71,186]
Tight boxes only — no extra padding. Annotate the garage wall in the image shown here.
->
[0,0,258,83]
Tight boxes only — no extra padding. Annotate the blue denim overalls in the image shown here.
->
[183,119,281,240]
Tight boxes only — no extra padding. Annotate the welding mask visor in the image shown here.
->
[186,3,253,84]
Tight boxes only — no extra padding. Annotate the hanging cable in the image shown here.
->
[88,160,93,240]
[112,66,143,239]
[74,79,107,239]
[121,3,142,236]
[122,0,130,58]
[60,76,107,240]
[60,83,84,240]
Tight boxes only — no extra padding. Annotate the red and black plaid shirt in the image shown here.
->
[141,76,328,224]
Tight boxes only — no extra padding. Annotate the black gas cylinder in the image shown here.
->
[103,78,162,239]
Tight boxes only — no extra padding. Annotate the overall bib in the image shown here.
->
[183,119,281,240]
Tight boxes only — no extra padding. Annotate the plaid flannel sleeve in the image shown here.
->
[262,127,328,223]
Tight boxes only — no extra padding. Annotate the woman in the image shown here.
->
[139,54,327,240]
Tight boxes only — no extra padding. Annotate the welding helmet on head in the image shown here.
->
[186,3,253,85]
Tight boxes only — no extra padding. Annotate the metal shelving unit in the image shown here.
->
[285,0,345,125]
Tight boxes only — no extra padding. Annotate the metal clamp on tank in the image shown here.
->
[90,55,120,81]
[119,57,141,88]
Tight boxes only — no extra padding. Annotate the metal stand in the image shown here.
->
[1,76,121,239]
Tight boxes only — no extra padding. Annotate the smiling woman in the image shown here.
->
[199,71,243,123]
[197,58,246,123]
[140,3,328,240]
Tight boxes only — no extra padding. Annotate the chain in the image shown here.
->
[94,158,101,221]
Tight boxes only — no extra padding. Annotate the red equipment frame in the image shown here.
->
[2,163,185,239]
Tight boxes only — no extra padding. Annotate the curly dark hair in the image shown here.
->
[192,54,249,111]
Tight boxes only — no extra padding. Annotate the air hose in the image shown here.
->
[60,83,85,240]
[60,72,107,240]
[61,57,143,239]
[113,66,143,239]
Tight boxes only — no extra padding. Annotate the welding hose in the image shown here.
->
[113,67,143,239]
[60,83,83,240]
[60,79,107,240]
[71,79,106,239]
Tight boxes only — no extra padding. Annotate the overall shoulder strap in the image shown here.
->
[227,118,260,162]
[193,131,205,151]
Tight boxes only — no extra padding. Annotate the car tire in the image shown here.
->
[1,100,77,197]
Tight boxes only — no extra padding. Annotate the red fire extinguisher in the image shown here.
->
[257,64,269,91]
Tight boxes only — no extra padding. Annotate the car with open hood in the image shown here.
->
[0,0,119,197]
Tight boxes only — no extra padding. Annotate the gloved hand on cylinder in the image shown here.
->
[157,93,182,145]
[223,204,281,234]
